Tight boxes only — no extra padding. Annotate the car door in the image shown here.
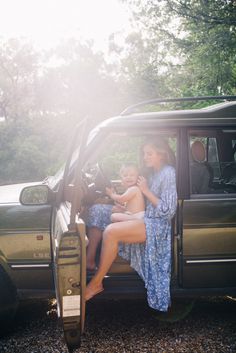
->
[52,120,88,352]
[180,128,236,289]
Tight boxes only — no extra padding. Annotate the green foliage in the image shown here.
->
[99,135,144,179]
[1,0,236,185]
[0,38,126,185]
[0,38,38,121]
[0,121,49,183]
[118,0,236,99]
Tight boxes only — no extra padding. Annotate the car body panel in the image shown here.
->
[0,182,53,291]
[0,182,41,203]
[51,118,88,351]
[1,98,236,350]
[182,198,236,288]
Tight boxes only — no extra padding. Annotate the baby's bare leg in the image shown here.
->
[111,212,135,222]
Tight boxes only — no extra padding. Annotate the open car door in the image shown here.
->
[52,120,88,352]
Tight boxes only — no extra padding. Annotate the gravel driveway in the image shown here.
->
[0,297,235,353]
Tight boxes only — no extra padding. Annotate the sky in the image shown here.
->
[0,0,132,50]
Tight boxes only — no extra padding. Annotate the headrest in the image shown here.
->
[191,140,206,162]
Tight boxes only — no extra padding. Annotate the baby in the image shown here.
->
[106,163,145,222]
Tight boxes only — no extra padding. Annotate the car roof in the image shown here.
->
[98,101,236,130]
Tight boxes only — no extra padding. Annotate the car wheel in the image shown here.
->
[153,298,195,322]
[0,266,18,335]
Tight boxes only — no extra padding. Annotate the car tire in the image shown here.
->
[153,298,195,322]
[0,266,18,335]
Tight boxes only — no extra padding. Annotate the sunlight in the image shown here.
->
[0,0,131,50]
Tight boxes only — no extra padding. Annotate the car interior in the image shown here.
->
[189,129,236,194]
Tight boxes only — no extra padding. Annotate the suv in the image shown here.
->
[1,96,236,351]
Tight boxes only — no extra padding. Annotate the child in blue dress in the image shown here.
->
[86,137,177,312]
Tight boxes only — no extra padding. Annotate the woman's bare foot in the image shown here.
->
[85,280,104,301]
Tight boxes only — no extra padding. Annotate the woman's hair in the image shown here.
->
[140,137,175,175]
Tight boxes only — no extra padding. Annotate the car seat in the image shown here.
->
[190,140,213,193]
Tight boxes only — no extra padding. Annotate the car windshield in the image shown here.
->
[87,125,100,146]
[42,164,65,190]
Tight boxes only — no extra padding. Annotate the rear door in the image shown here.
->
[52,121,88,351]
[180,128,236,289]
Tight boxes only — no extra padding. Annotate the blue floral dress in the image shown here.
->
[87,165,177,312]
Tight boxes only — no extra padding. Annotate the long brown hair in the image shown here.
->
[140,137,175,176]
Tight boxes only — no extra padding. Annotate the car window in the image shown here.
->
[97,134,144,180]
[85,132,177,178]
[232,139,236,161]
[208,137,221,179]
[61,119,88,203]
[189,129,236,195]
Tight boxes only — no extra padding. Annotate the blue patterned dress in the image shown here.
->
[87,165,177,312]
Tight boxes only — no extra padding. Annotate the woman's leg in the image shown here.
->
[86,204,112,270]
[86,227,102,270]
[85,220,146,300]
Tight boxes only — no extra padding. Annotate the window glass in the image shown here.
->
[62,120,87,202]
[232,140,236,162]
[189,136,212,194]
[82,131,177,199]
[208,137,221,179]
[189,129,236,195]
[98,134,144,180]
[86,132,177,180]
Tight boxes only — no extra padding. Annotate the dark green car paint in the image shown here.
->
[1,99,236,351]
[0,183,53,296]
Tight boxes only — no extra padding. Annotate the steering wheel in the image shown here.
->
[93,163,112,193]
[81,163,113,206]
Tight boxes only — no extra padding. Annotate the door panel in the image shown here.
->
[52,119,88,351]
[182,198,236,288]
[53,204,86,351]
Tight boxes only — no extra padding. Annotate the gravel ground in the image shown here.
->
[0,297,236,353]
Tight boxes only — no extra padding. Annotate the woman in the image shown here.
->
[85,137,177,311]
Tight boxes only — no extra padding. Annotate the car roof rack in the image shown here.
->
[120,95,236,116]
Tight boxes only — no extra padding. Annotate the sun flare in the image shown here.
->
[0,0,130,49]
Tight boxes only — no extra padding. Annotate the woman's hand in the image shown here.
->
[138,176,159,206]
[137,176,149,194]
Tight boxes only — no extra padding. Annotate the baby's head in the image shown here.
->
[119,163,139,188]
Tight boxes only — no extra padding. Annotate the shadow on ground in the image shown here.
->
[0,297,235,353]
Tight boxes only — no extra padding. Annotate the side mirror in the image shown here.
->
[20,185,51,205]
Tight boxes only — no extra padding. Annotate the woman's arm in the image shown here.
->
[137,176,158,206]
[142,167,177,219]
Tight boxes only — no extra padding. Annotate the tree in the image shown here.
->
[38,39,124,126]
[118,0,236,99]
[0,38,127,184]
[0,38,39,121]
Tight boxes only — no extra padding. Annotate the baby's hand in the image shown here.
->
[137,176,149,194]
[106,187,114,197]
